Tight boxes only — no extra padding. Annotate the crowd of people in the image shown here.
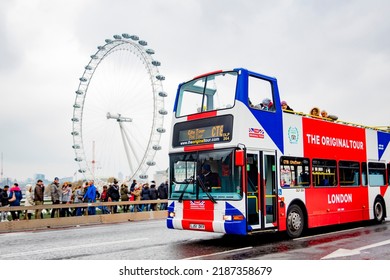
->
[0,178,168,221]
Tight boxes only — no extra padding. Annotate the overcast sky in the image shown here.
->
[0,0,389,182]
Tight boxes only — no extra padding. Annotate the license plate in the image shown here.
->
[189,223,205,230]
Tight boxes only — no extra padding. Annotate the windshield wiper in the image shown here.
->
[177,176,194,203]
[197,175,217,204]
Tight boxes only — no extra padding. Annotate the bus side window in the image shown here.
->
[248,76,274,111]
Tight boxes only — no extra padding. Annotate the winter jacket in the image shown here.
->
[9,186,23,206]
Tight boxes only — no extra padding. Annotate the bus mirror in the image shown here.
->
[235,150,245,166]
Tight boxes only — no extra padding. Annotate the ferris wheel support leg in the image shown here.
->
[119,122,135,175]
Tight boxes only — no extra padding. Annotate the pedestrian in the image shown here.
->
[120,183,130,213]
[0,185,10,222]
[8,183,23,221]
[157,180,168,210]
[98,185,110,214]
[107,179,120,213]
[60,182,72,217]
[140,182,151,211]
[149,181,158,211]
[23,184,34,220]
[83,180,97,215]
[130,179,137,192]
[49,177,61,218]
[34,179,45,219]
[130,183,142,212]
[73,185,84,216]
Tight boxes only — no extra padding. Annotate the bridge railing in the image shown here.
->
[0,199,168,233]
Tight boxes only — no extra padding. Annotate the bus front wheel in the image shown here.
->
[286,204,305,238]
[373,199,385,223]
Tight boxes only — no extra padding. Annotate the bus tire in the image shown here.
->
[373,198,385,223]
[286,204,305,238]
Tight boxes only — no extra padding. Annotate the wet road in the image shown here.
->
[0,219,389,260]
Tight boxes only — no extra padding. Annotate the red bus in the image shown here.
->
[166,68,390,237]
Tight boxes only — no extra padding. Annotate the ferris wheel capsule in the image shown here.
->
[158,91,168,97]
[113,34,122,40]
[146,49,155,55]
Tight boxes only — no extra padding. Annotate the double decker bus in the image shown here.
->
[166,68,390,238]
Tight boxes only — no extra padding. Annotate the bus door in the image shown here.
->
[246,150,277,230]
[262,151,277,228]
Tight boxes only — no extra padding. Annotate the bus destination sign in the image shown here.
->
[173,115,233,147]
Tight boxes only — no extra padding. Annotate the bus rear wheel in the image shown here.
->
[286,204,305,238]
[373,199,385,223]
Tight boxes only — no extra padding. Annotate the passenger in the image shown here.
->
[258,98,274,111]
[309,107,320,117]
[281,100,294,111]
[321,109,338,121]
[23,184,34,220]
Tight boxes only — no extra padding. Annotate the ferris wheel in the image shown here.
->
[71,33,167,181]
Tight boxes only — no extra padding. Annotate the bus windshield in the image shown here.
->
[169,149,242,201]
[175,71,238,117]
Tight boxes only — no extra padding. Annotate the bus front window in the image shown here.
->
[169,149,242,201]
[175,71,238,117]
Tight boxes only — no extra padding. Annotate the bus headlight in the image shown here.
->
[168,211,175,218]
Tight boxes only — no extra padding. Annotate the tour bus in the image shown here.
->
[166,68,390,238]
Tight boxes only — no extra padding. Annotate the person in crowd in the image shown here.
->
[23,184,34,220]
[281,100,294,111]
[198,164,220,192]
[130,179,137,192]
[130,183,142,212]
[73,185,84,216]
[0,185,10,222]
[309,107,321,117]
[140,182,151,212]
[157,180,168,210]
[149,181,158,211]
[120,183,130,213]
[60,182,72,217]
[83,180,97,215]
[49,177,61,218]
[8,183,23,221]
[99,185,110,214]
[107,179,120,213]
[34,179,45,219]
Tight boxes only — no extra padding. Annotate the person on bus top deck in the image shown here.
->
[309,107,320,117]
[257,98,274,111]
[321,109,338,121]
[281,100,293,111]
[199,164,220,192]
